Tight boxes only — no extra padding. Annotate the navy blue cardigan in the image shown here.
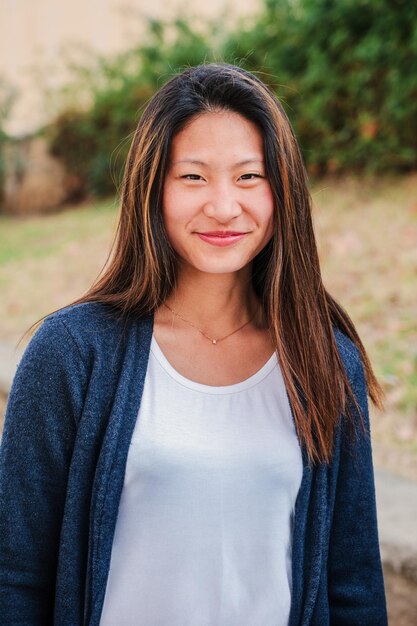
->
[0,302,388,625]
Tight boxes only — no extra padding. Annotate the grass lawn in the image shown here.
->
[1,174,416,479]
[0,197,118,341]
[312,174,417,478]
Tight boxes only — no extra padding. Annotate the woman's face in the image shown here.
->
[162,110,275,276]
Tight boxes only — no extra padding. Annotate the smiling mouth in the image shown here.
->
[196,231,248,236]
[195,232,248,247]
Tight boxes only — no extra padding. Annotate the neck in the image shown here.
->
[156,265,265,332]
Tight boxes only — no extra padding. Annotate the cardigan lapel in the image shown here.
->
[288,450,329,626]
[288,442,312,626]
[287,397,329,626]
[86,312,155,626]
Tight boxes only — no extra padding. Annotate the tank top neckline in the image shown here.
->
[150,333,277,395]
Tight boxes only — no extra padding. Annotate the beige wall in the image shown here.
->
[0,0,257,136]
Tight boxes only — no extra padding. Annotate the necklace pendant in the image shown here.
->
[212,339,217,344]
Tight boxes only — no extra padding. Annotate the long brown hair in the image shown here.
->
[24,62,384,464]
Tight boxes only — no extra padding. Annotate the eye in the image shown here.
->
[239,173,263,180]
[181,174,204,180]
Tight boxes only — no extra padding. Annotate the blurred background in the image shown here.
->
[0,0,416,622]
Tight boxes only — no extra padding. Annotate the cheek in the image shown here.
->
[256,186,275,222]
[161,189,176,242]
[163,182,198,230]
[162,186,190,248]
[162,183,180,225]
[162,180,174,215]
[259,189,275,240]
[263,185,275,208]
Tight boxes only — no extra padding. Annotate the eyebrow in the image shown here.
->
[172,158,264,167]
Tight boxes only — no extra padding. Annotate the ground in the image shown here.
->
[384,567,417,625]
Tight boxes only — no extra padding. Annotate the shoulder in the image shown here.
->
[44,301,123,331]
[332,326,370,438]
[332,325,363,384]
[27,302,152,368]
[27,302,118,357]
[40,301,134,341]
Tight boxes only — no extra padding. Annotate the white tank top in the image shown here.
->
[99,334,303,626]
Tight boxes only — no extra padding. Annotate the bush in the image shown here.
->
[46,0,417,197]
[226,0,417,174]
[47,17,222,197]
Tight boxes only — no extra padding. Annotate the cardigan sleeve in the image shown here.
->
[0,317,87,626]
[327,354,388,625]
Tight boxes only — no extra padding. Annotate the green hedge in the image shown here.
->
[47,0,417,197]
[47,18,221,197]
[226,0,417,174]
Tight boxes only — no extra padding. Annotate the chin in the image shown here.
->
[187,257,250,275]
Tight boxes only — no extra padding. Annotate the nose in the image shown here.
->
[202,181,242,223]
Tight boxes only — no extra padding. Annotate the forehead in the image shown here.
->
[169,111,264,162]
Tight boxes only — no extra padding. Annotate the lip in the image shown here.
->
[198,231,247,236]
[196,232,247,247]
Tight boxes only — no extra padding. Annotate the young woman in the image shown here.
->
[0,63,387,625]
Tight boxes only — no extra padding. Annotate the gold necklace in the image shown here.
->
[163,302,257,345]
